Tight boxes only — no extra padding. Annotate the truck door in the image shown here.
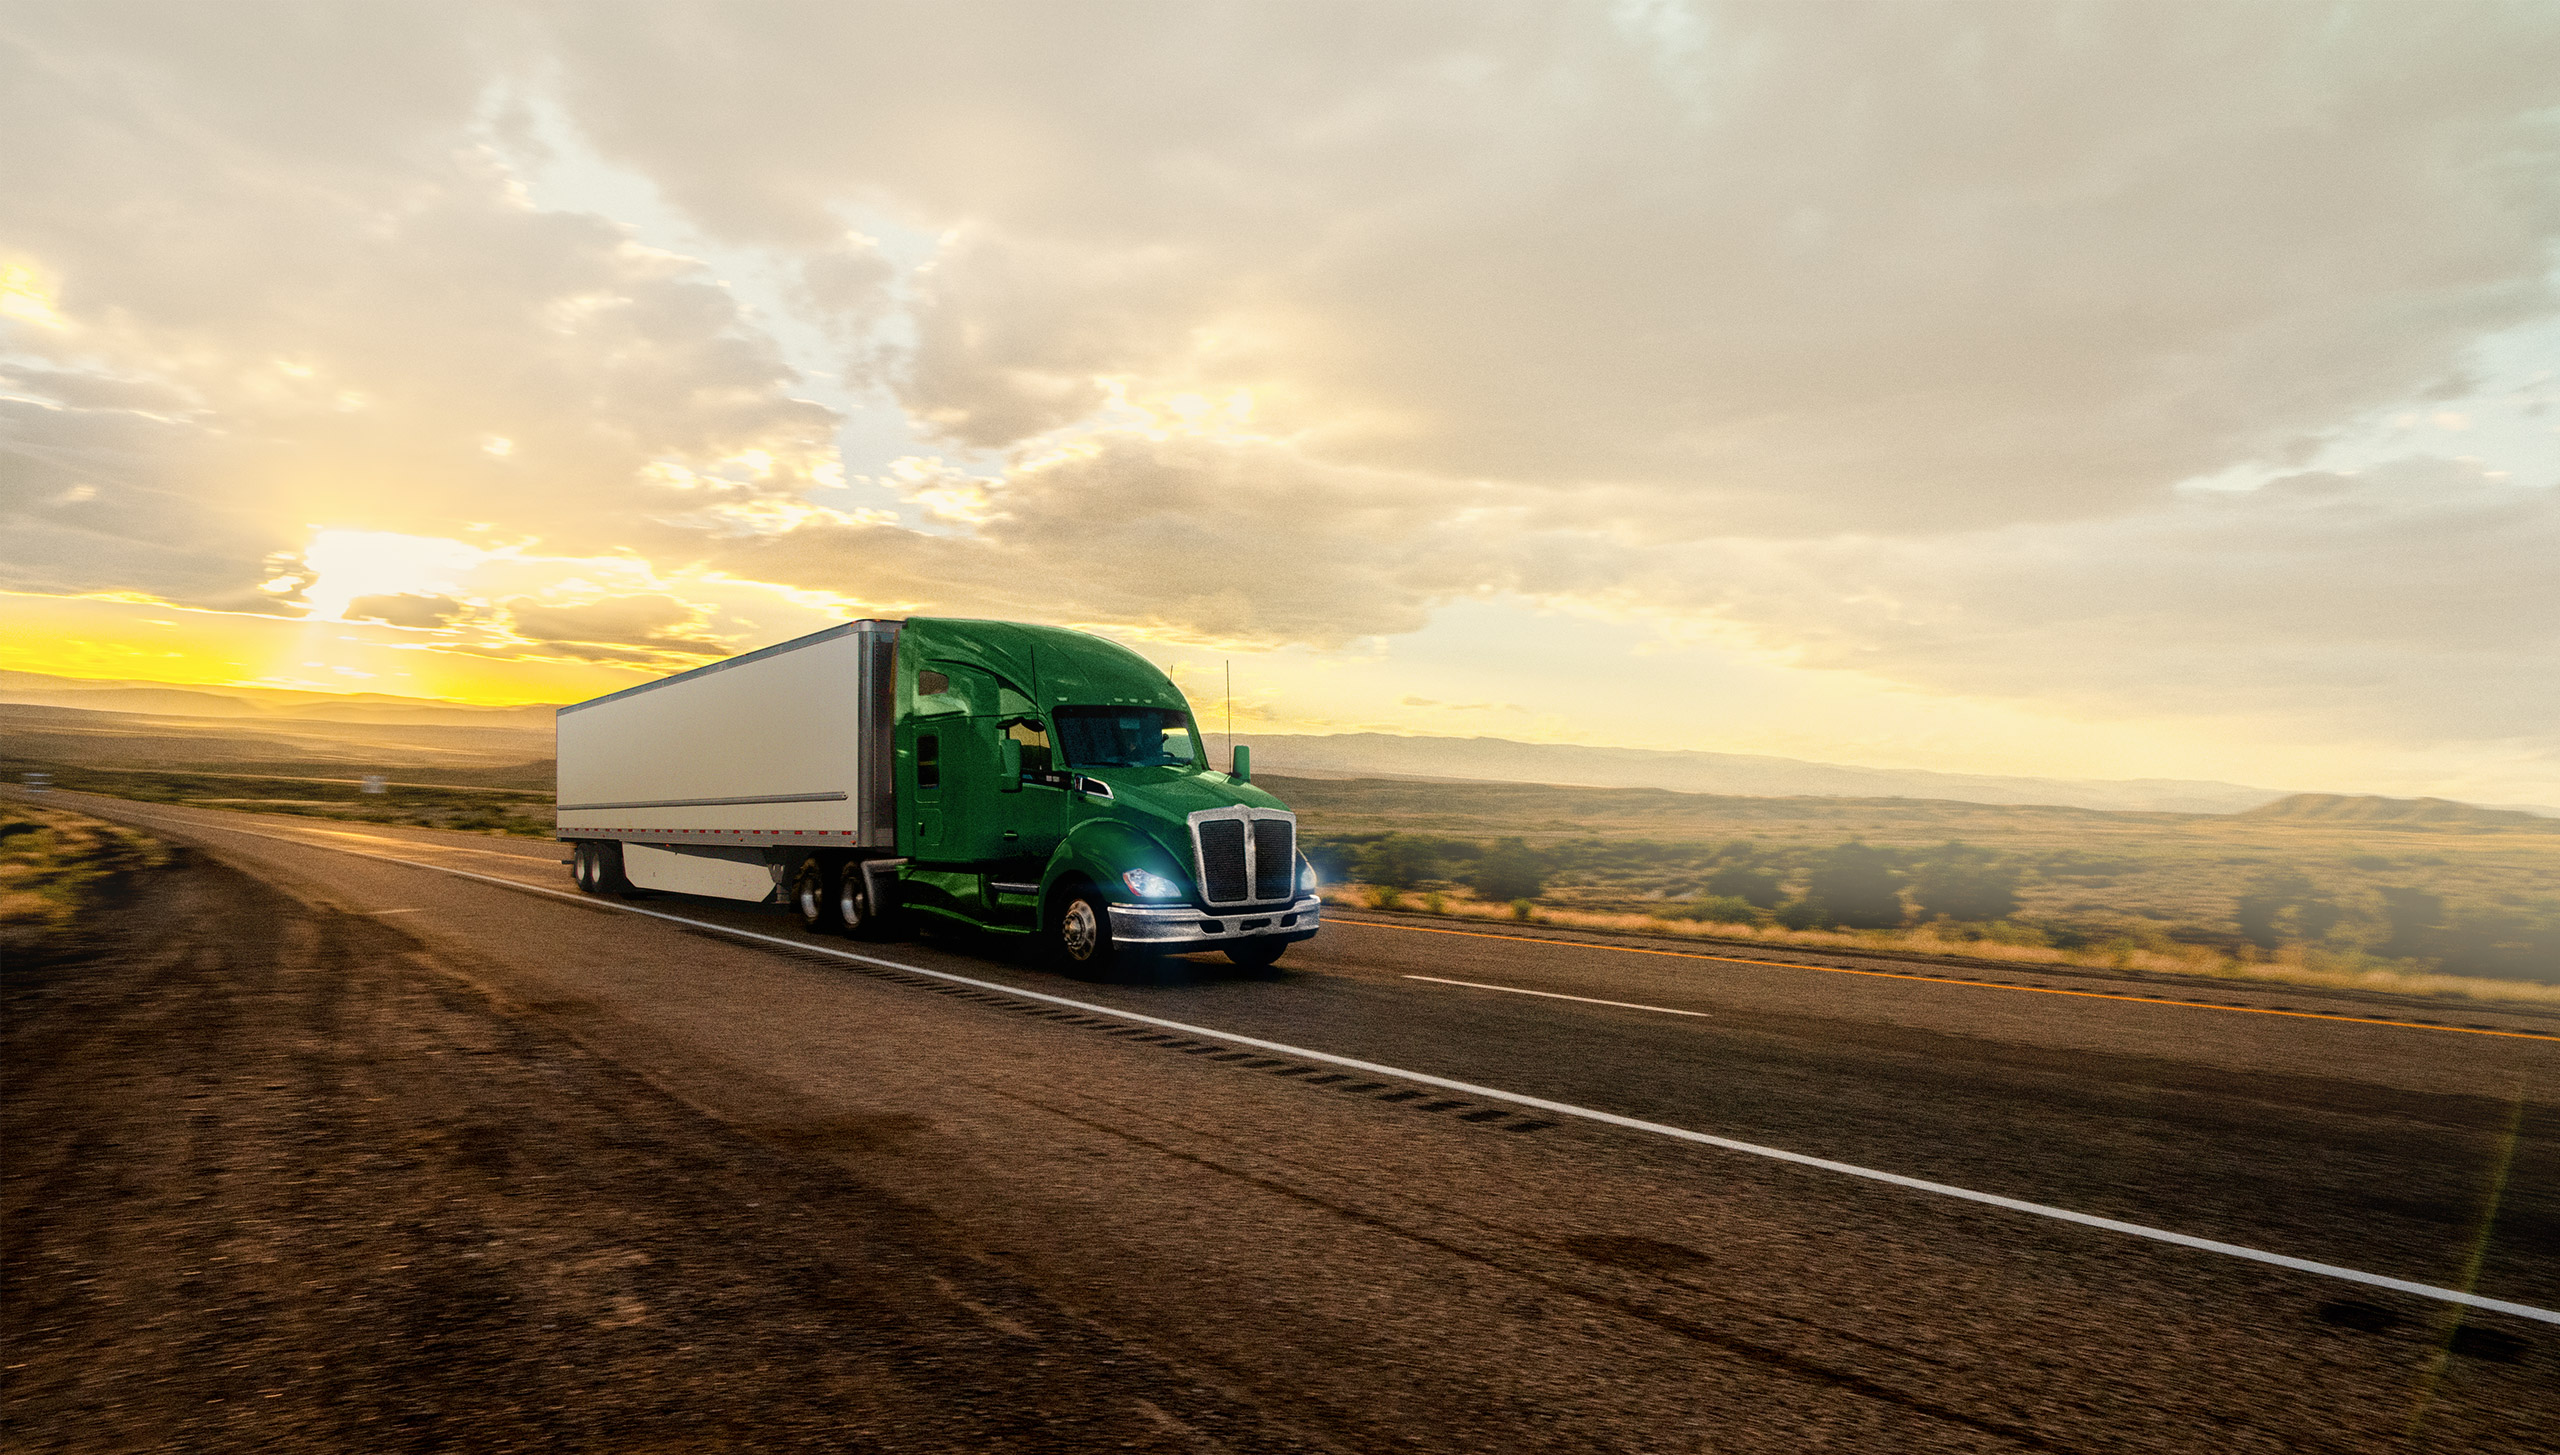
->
[904,660,1054,866]
[899,666,967,856]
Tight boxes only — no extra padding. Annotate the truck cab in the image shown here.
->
[887,618,1318,971]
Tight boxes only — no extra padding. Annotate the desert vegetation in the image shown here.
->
[0,804,170,960]
[2,762,555,838]
[1294,778,2560,994]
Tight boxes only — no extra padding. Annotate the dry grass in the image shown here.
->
[1319,884,2560,1007]
[1,800,171,954]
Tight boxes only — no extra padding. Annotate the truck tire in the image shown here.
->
[575,840,633,895]
[596,840,637,896]
[1050,889,1116,975]
[792,856,841,932]
[1225,940,1287,971]
[832,864,872,938]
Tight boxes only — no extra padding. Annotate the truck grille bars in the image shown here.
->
[1252,818,1294,900]
[1188,806,1296,906]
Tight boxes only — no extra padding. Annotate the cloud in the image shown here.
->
[501,593,729,664]
[1,7,840,608]
[544,2,2560,535]
[695,431,1521,646]
[3,2,2555,779]
[1643,458,2560,742]
[344,592,466,629]
[0,394,307,613]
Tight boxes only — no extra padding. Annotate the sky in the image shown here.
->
[3,1,2557,803]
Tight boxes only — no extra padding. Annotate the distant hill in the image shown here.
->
[0,670,557,730]
[8,670,2546,820]
[2236,793,2556,828]
[1234,731,2289,814]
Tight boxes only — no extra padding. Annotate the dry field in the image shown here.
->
[1271,774,2560,999]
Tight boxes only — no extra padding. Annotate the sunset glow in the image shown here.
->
[5,5,2555,803]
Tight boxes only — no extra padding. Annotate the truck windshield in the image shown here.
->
[1052,707,1197,769]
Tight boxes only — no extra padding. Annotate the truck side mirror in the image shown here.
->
[997,735,1023,793]
[1230,743,1251,783]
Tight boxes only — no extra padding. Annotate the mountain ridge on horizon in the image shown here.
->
[1229,729,2297,814]
[6,669,2549,818]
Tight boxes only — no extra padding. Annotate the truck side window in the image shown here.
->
[917,669,950,697]
[918,734,940,789]
[1003,719,1052,773]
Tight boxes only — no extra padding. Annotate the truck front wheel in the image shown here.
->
[1226,940,1287,972]
[1051,891,1115,974]
[792,856,842,932]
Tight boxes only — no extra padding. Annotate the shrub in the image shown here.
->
[1354,834,1438,890]
[1703,863,1784,908]
[1510,898,1536,921]
[1805,841,1906,928]
[1774,896,1829,930]
[1364,884,1406,911]
[2432,899,2560,984]
[1677,894,1760,924]
[1909,842,2020,923]
[1468,837,1545,902]
[2374,886,2445,958]
[1422,891,1447,915]
[2234,868,2338,951]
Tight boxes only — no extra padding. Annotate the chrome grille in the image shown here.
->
[1197,819,1249,903]
[1251,819,1295,901]
[1190,807,1297,906]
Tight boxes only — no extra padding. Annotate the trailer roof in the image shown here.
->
[554,620,892,716]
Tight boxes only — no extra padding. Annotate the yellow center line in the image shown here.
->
[1327,916,2560,1043]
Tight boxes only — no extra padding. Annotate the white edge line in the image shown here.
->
[165,813,2560,1328]
[1407,973,1711,1018]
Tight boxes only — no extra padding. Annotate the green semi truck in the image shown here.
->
[556,617,1319,972]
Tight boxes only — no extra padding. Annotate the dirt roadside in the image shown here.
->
[2,844,1327,1454]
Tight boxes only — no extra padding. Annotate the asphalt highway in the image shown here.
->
[11,791,2557,1453]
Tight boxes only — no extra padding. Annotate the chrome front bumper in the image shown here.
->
[1109,895,1323,947]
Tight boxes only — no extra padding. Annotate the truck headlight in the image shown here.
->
[1121,868,1185,900]
[1299,858,1318,894]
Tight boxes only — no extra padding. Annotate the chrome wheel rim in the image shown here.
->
[835,873,865,928]
[794,864,824,923]
[1060,899,1101,961]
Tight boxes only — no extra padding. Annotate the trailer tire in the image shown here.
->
[596,840,638,896]
[792,856,842,932]
[572,841,598,893]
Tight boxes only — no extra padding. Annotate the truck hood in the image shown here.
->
[1085,767,1291,868]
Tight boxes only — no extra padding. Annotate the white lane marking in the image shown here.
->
[123,809,2560,1328]
[1407,974,1710,1018]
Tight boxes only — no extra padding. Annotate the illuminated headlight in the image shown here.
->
[1121,868,1185,900]
[1299,857,1318,893]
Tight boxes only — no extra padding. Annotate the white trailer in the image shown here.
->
[556,620,901,900]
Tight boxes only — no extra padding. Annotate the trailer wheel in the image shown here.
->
[597,840,638,897]
[792,856,841,932]
[1051,890,1115,973]
[572,841,597,893]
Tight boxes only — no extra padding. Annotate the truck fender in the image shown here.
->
[1040,819,1185,916]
